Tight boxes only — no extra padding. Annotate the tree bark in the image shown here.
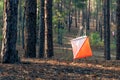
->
[22,7,25,49]
[1,0,20,63]
[106,0,111,60]
[103,0,107,59]
[103,0,111,60]
[86,0,90,35]
[24,0,37,58]
[74,0,77,28]
[17,0,22,45]
[116,0,120,60]
[68,0,72,32]
[45,0,54,58]
[39,0,45,58]
[87,0,90,30]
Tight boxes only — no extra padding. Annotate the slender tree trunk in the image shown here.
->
[104,0,111,60]
[99,20,103,41]
[74,0,77,28]
[24,0,37,58]
[22,7,25,49]
[81,8,85,36]
[82,8,84,27]
[57,2,61,44]
[106,0,111,60]
[57,21,61,44]
[86,0,90,35]
[17,0,22,45]
[103,0,107,59]
[39,0,45,58]
[96,1,99,31]
[36,0,40,39]
[88,0,90,30]
[57,0,63,45]
[116,0,120,60]
[68,0,72,32]
[1,0,20,63]
[45,0,54,58]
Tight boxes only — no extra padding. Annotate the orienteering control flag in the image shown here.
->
[71,36,92,59]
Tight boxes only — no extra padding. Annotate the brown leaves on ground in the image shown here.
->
[0,58,120,80]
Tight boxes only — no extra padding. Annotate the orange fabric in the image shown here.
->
[74,37,92,59]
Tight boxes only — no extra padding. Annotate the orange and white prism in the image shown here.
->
[71,36,92,60]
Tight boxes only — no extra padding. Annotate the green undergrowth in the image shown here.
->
[89,32,104,48]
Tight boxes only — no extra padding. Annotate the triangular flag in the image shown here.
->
[71,36,92,59]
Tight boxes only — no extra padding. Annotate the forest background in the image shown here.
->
[0,0,120,80]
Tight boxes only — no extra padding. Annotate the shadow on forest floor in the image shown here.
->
[0,58,120,80]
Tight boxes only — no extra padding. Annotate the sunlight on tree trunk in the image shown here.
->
[1,0,20,63]
[44,0,54,58]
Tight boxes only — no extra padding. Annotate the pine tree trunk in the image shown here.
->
[116,0,120,60]
[99,20,103,41]
[1,0,20,63]
[96,1,99,31]
[24,0,37,58]
[17,0,22,45]
[39,0,45,58]
[74,0,77,28]
[57,0,63,45]
[68,0,72,32]
[104,0,111,60]
[86,0,90,35]
[87,0,90,30]
[106,0,110,60]
[22,7,25,49]
[45,0,54,58]
[103,0,107,59]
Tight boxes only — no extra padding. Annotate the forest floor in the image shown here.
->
[0,26,120,80]
[0,55,120,80]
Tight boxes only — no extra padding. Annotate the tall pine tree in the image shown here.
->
[39,0,45,58]
[44,0,54,58]
[24,0,37,58]
[1,0,20,63]
[116,0,120,60]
